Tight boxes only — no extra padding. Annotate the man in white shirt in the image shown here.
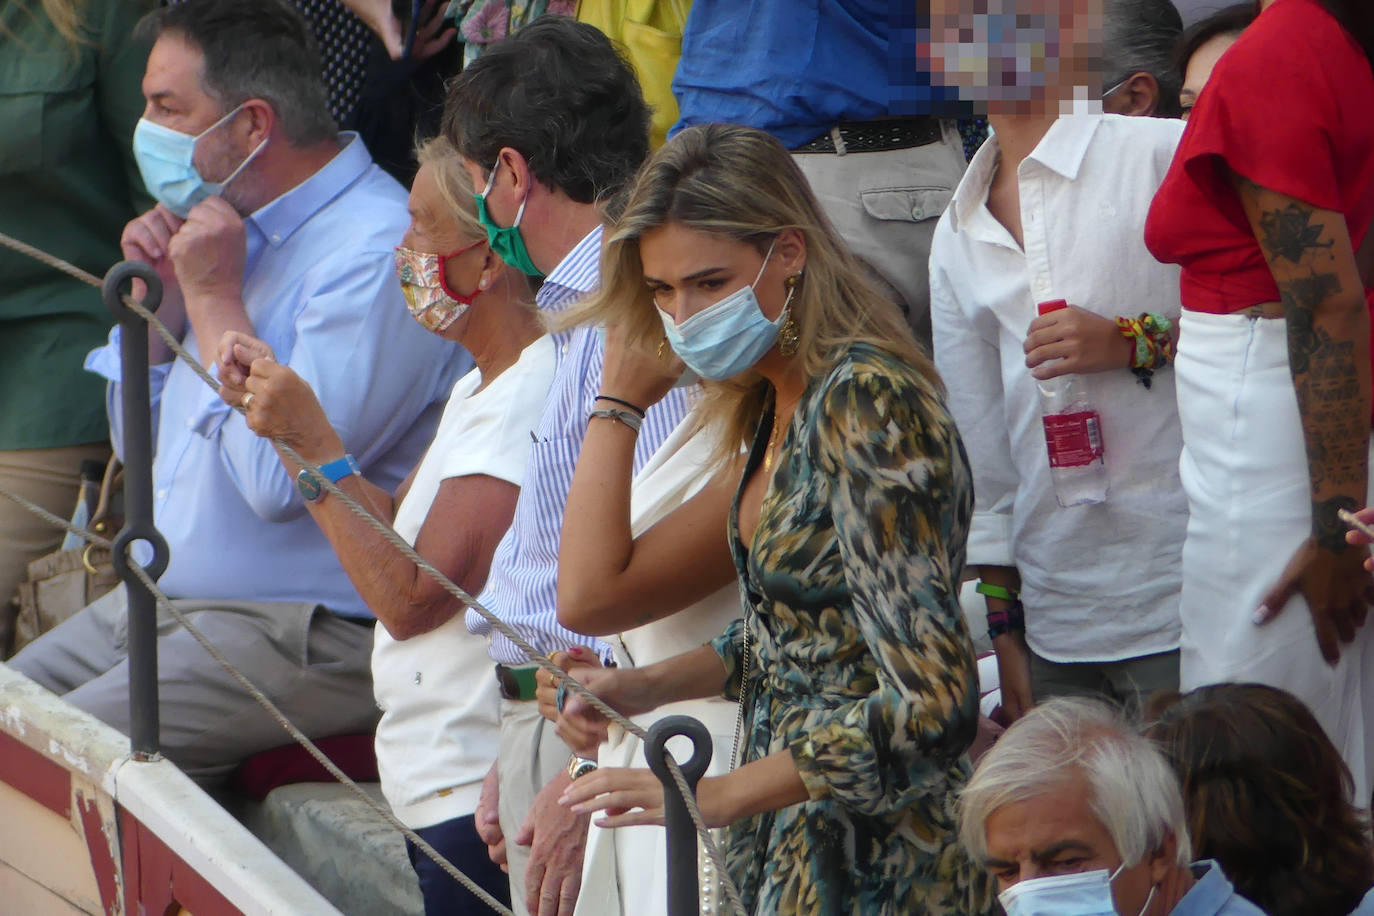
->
[928,0,1188,719]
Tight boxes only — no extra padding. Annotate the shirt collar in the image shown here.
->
[1026,114,1102,181]
[947,114,1104,234]
[1175,860,1238,914]
[248,132,371,249]
[949,132,1002,234]
[537,224,604,313]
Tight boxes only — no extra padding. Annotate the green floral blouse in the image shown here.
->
[711,342,996,915]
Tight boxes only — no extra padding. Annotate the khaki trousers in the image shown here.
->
[792,121,968,346]
[497,696,576,916]
[6,586,379,786]
[0,443,111,614]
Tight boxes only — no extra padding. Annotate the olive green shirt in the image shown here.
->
[0,0,152,450]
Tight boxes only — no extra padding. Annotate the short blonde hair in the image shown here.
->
[568,123,934,468]
[415,135,485,244]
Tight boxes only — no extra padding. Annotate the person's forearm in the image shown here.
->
[1234,176,1372,547]
[273,442,469,637]
[1289,300,1370,547]
[703,751,809,827]
[974,564,1022,612]
[637,644,732,708]
[185,292,255,366]
[147,288,188,365]
[557,415,639,626]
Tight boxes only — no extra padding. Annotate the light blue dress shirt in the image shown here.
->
[466,226,690,664]
[86,133,469,618]
[1172,861,1270,916]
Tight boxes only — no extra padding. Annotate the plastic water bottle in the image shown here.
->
[1036,300,1108,507]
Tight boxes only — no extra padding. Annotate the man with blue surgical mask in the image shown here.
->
[7,0,466,787]
[958,698,1269,916]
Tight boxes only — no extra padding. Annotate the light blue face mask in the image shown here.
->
[657,239,789,382]
[998,864,1154,916]
[132,104,267,218]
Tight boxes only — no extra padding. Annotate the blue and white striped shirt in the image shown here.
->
[467,226,690,663]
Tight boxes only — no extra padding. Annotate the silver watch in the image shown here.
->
[567,755,598,780]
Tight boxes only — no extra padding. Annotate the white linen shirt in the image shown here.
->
[929,114,1187,663]
[374,335,557,827]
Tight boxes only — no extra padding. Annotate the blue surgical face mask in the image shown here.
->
[657,239,788,382]
[132,104,267,217]
[998,864,1153,916]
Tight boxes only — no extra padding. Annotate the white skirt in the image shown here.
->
[1175,309,1374,802]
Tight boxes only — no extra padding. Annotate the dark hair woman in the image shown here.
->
[1144,0,1374,807]
[1147,683,1374,916]
[1173,3,1255,118]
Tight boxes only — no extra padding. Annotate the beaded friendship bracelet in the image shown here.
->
[1116,313,1175,390]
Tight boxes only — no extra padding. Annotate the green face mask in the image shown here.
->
[475,157,544,278]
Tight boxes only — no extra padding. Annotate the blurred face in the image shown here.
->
[141,34,259,188]
[1180,32,1239,119]
[639,222,801,327]
[925,0,1107,115]
[983,776,1159,914]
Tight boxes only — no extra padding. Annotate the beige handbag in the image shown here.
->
[5,457,123,658]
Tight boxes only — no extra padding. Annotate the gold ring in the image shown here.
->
[241,392,255,410]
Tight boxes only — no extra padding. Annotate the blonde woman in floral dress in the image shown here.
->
[547,123,996,916]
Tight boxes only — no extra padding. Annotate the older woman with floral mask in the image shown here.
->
[543,123,994,916]
[215,135,552,916]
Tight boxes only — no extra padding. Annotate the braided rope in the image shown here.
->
[0,229,744,916]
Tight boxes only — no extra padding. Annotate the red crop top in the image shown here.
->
[1145,0,1374,314]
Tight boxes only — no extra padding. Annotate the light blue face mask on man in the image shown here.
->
[998,864,1154,916]
[657,238,790,382]
[132,104,266,218]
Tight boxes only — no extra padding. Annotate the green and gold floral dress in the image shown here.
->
[710,342,996,915]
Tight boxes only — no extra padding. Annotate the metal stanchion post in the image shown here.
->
[102,262,170,760]
[645,715,714,916]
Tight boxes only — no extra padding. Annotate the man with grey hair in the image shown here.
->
[959,698,1267,915]
[6,0,465,786]
[1103,0,1186,117]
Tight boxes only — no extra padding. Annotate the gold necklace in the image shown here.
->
[764,415,781,473]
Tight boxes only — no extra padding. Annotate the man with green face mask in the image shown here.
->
[440,17,692,916]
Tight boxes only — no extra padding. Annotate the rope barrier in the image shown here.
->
[0,229,743,916]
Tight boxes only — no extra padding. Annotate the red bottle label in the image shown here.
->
[1042,411,1104,468]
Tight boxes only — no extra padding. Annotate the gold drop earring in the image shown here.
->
[778,273,801,357]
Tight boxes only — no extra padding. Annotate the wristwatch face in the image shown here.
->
[296,469,323,502]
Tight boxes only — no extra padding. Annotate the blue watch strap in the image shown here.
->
[318,454,360,484]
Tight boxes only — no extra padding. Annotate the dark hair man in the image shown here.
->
[8,0,466,786]
[442,16,691,916]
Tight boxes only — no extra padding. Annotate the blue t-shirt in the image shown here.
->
[671,0,952,147]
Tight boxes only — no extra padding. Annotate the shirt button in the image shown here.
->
[561,344,569,355]
[185,417,195,429]
[156,489,168,500]
[270,233,281,244]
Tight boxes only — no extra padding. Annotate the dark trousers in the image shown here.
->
[406,814,512,916]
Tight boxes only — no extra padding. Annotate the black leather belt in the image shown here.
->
[792,117,944,154]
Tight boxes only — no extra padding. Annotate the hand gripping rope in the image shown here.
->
[0,229,743,916]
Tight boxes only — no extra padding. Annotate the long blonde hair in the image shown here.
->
[570,123,935,468]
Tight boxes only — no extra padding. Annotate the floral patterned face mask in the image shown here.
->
[394,240,485,333]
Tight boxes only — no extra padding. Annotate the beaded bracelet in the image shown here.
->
[1116,313,1174,390]
[986,600,1026,641]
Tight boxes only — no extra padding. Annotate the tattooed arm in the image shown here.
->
[1231,173,1374,663]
